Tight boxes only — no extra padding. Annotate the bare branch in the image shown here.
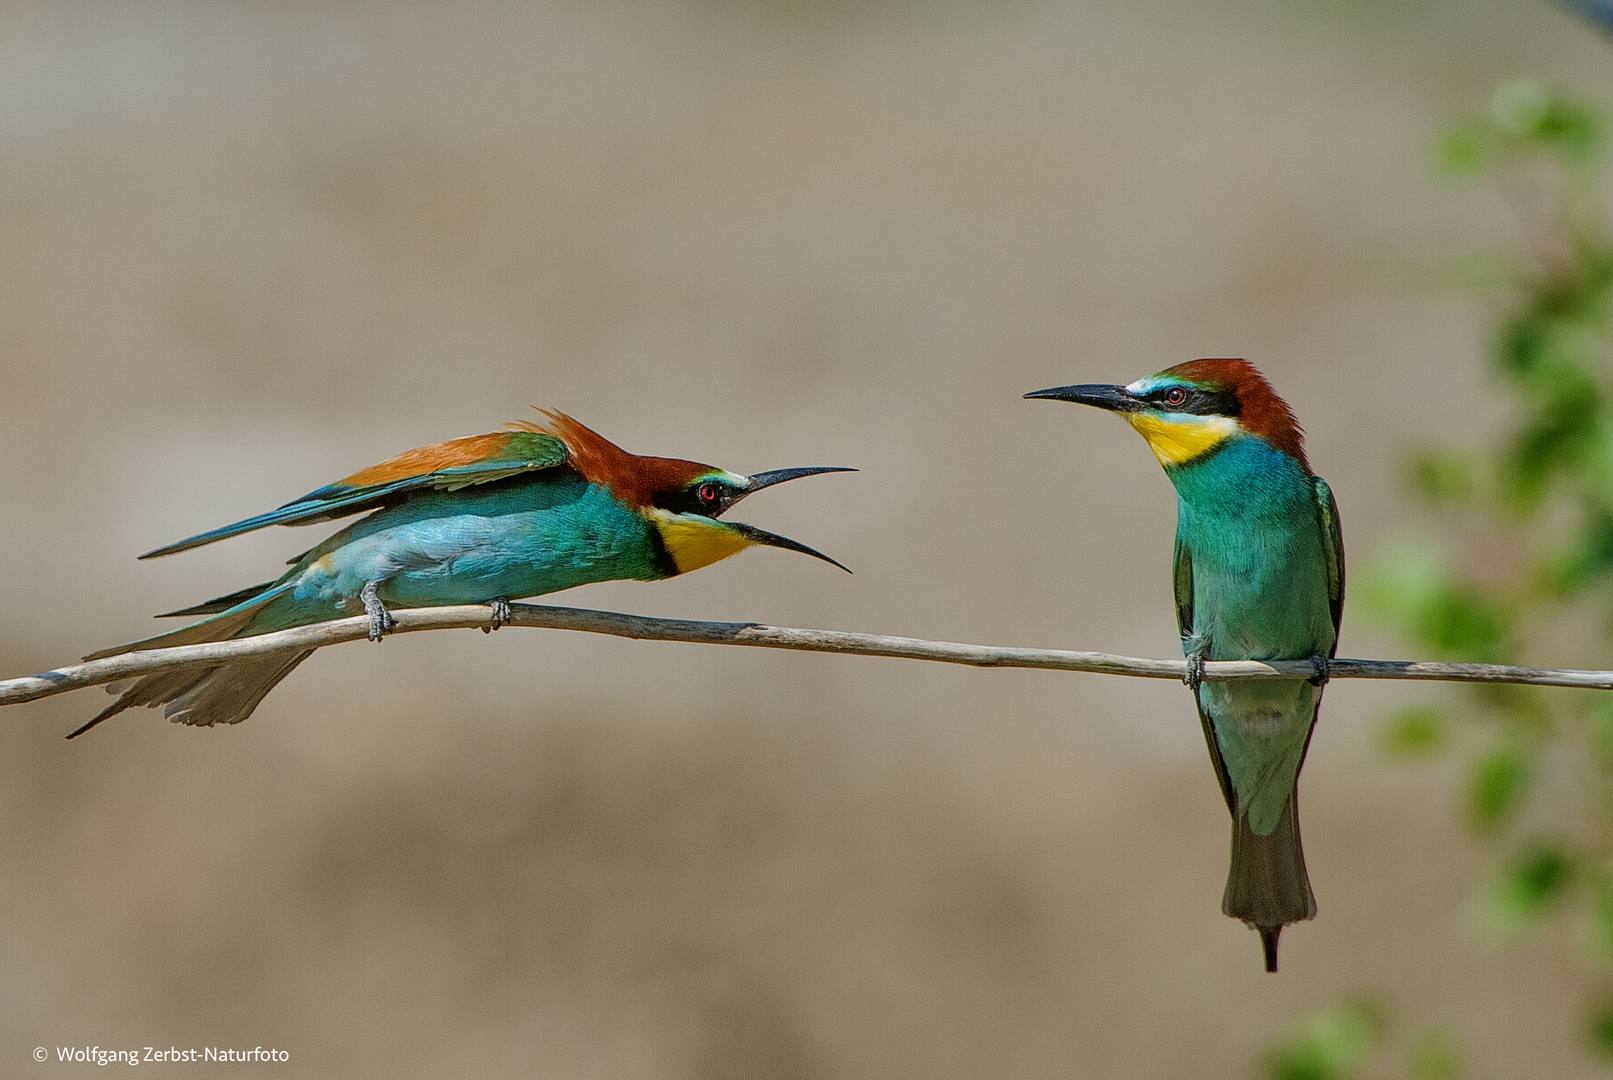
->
[3,601,1611,711]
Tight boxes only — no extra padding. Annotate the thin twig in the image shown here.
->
[2,602,1611,711]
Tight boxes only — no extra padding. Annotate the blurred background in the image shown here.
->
[1,0,1609,1075]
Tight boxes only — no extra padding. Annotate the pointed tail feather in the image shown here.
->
[166,649,315,727]
[68,650,314,738]
[70,583,305,738]
[135,486,407,559]
[154,581,278,618]
[83,583,294,662]
[1223,791,1315,973]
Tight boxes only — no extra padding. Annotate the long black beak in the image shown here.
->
[742,466,857,495]
[1023,384,1141,412]
[727,522,852,573]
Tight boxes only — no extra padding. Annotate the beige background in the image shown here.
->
[1,0,1607,1075]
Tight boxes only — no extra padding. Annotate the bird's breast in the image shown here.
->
[1171,443,1335,661]
[650,512,751,575]
[288,480,669,606]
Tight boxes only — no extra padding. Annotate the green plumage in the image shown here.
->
[83,471,672,731]
[1171,438,1342,962]
[1171,439,1340,832]
[1025,359,1345,972]
[76,416,852,738]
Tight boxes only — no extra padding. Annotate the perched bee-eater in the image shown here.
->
[1026,359,1342,972]
[73,411,852,739]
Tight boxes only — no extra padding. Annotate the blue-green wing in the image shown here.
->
[1175,536,1237,815]
[1172,535,1194,644]
[1313,475,1345,652]
[141,429,570,559]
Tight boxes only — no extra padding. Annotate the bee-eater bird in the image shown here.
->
[1025,359,1342,973]
[71,411,853,739]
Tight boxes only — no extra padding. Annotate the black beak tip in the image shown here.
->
[1022,383,1137,411]
[728,521,852,573]
[742,466,858,496]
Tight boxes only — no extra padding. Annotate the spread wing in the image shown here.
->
[1312,475,1345,653]
[140,429,570,559]
[1175,536,1236,815]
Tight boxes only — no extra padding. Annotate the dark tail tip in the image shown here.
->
[1260,926,1280,973]
[65,712,112,740]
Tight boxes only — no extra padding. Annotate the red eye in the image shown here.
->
[1164,387,1187,407]
[698,482,721,504]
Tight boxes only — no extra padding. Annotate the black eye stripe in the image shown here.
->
[1143,386,1240,417]
[653,480,743,517]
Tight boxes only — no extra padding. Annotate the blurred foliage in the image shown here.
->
[1259,996,1459,1080]
[1258,76,1613,1079]
[1361,78,1613,1064]
[1263,996,1387,1080]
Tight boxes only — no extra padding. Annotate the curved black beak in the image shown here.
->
[1024,384,1141,412]
[727,521,852,573]
[742,466,857,496]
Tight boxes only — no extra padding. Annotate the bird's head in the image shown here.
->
[526,411,854,575]
[1024,358,1308,472]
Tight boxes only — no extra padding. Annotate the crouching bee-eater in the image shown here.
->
[1026,359,1342,973]
[71,411,853,739]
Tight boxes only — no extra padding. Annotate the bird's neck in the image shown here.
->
[1125,412,1241,469]
[648,510,751,575]
[1165,434,1312,518]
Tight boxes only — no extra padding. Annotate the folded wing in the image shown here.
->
[139,430,570,559]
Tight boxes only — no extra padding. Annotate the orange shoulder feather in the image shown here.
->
[336,432,523,487]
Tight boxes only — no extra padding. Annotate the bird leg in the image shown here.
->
[360,581,395,642]
[1184,651,1206,693]
[1308,654,1330,688]
[482,596,512,634]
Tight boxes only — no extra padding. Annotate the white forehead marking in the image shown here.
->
[1126,376,1166,395]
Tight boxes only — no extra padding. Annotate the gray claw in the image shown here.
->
[1184,652,1205,692]
[1309,654,1330,687]
[483,596,512,634]
[360,581,395,642]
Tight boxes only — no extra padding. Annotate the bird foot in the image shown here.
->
[360,581,395,642]
[1308,655,1330,688]
[483,596,512,634]
[1184,653,1205,692]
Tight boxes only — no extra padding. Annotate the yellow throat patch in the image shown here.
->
[1124,412,1239,467]
[653,512,752,574]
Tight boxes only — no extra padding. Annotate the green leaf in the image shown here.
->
[1354,539,1514,662]
[1586,697,1613,764]
[1356,537,1449,627]
[1262,996,1390,1080]
[1434,117,1499,179]
[1587,998,1613,1058]
[1465,746,1531,833]
[1577,877,1613,967]
[1488,80,1603,163]
[1407,1028,1462,1080]
[1536,98,1603,165]
[1467,842,1577,939]
[1491,80,1551,138]
[1543,509,1613,597]
[1417,585,1511,662]
[1404,447,1477,506]
[1379,707,1449,759]
[1431,252,1514,290]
